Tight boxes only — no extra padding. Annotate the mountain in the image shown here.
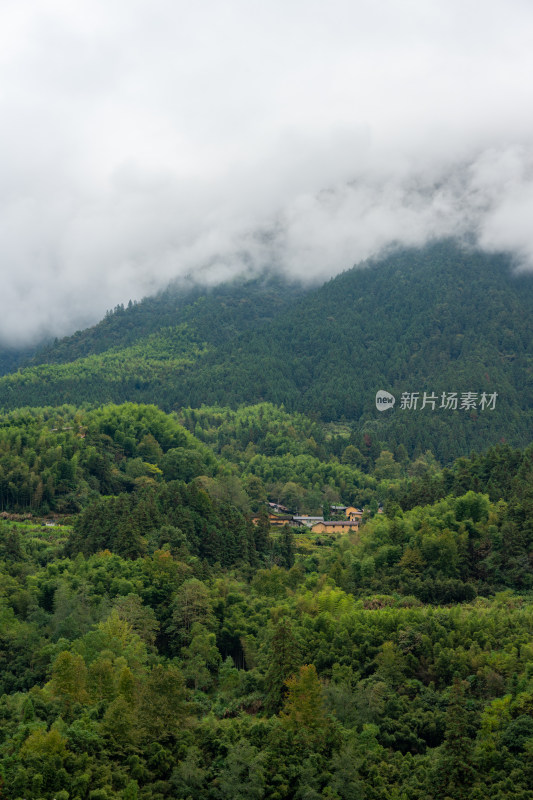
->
[0,241,531,460]
[1,247,533,800]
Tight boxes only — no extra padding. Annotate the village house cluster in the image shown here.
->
[252,502,383,534]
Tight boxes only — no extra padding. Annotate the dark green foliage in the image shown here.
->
[1,242,532,460]
[272,525,296,569]
[1,504,533,799]
[263,617,301,712]
[0,397,532,799]
[329,485,533,600]
[436,679,477,798]
[0,343,38,376]
[67,493,146,559]
[67,480,266,567]
[398,442,526,509]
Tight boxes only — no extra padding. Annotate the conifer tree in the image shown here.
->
[265,617,301,712]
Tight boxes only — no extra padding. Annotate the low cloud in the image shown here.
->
[1,0,533,345]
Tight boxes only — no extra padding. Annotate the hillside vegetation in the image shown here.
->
[0,241,532,798]
[0,401,532,799]
[0,242,531,459]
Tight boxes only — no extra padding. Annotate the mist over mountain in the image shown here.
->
[3,6,533,797]
[1,241,531,460]
[2,1,533,346]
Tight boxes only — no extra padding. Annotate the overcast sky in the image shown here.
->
[1,0,533,346]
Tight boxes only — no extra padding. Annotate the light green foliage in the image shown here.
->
[0,401,532,799]
[181,622,221,690]
[2,242,533,460]
[0,325,207,391]
[280,664,329,746]
[168,578,215,646]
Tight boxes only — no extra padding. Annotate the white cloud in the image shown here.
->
[1,0,533,344]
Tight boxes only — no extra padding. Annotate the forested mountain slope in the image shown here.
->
[0,344,39,377]
[30,273,306,366]
[1,401,532,799]
[0,241,531,459]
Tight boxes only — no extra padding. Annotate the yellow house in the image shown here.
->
[345,506,363,522]
[311,520,360,534]
[268,514,294,527]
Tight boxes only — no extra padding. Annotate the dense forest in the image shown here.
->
[0,400,532,799]
[0,242,532,460]
[0,243,532,798]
